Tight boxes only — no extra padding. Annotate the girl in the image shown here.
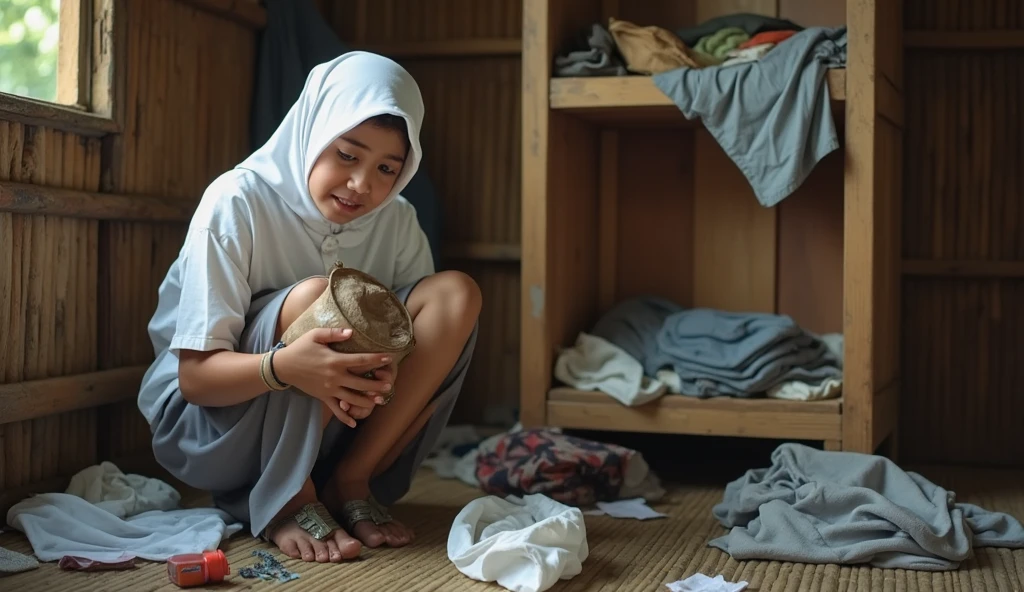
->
[137,52,481,564]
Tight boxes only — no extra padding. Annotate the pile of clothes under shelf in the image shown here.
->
[553,296,844,406]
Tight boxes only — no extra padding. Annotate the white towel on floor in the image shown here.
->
[448,494,588,592]
[6,462,242,562]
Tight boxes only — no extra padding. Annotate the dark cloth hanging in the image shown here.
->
[249,0,443,270]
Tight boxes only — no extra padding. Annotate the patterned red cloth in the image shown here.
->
[475,429,637,506]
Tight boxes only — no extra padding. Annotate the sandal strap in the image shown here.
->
[339,495,393,531]
[261,502,340,542]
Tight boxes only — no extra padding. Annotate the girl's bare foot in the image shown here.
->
[324,481,415,548]
[266,488,362,562]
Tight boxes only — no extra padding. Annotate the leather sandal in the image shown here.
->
[338,495,394,532]
[261,502,341,543]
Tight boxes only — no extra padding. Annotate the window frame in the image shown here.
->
[0,0,125,138]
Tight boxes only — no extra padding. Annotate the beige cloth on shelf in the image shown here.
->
[607,17,716,74]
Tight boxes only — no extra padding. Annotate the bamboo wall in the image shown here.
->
[0,0,258,506]
[901,0,1024,467]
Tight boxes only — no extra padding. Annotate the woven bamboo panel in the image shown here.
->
[96,0,258,460]
[902,279,1024,466]
[903,51,1024,261]
[900,45,1024,467]
[324,0,522,44]
[906,0,1024,30]
[0,122,102,490]
[0,0,260,490]
[404,58,522,246]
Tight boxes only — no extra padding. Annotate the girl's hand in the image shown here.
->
[345,361,397,420]
[272,328,393,427]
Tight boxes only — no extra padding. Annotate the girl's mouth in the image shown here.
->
[332,195,362,213]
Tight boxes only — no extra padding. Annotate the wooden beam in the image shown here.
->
[905,30,1024,49]
[0,181,196,222]
[176,0,267,29]
[360,39,522,59]
[0,92,119,137]
[442,242,521,262]
[0,366,147,426]
[902,259,1024,278]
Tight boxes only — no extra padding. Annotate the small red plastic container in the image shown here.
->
[166,549,230,588]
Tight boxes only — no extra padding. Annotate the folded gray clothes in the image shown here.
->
[589,299,839,397]
[554,23,628,77]
[653,27,847,207]
[650,308,841,397]
[589,296,684,372]
[710,443,1024,571]
[668,352,840,398]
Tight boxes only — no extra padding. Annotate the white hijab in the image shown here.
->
[236,51,424,248]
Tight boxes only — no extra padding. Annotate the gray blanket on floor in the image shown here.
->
[709,443,1024,570]
[652,27,847,207]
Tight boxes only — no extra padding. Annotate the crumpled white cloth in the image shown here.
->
[65,461,180,518]
[6,462,242,562]
[554,332,666,406]
[448,494,588,592]
[667,573,748,592]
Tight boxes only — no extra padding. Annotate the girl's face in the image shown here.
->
[307,120,408,224]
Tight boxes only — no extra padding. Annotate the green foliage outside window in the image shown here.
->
[1,0,61,102]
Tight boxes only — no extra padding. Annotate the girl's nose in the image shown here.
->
[348,171,370,195]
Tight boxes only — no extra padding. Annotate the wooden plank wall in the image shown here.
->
[901,0,1024,467]
[319,0,524,424]
[0,0,258,504]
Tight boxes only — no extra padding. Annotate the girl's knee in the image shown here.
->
[279,276,328,333]
[429,271,482,318]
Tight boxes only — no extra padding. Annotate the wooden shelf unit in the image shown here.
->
[520,0,904,455]
[549,69,846,122]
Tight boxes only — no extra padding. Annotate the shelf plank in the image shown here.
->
[550,69,846,122]
[547,388,843,440]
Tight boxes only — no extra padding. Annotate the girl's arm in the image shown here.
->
[176,329,395,423]
[178,349,268,407]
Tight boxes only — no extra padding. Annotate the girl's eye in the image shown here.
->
[338,151,355,161]
[378,164,397,176]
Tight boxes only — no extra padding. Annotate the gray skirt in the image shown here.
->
[150,278,477,537]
